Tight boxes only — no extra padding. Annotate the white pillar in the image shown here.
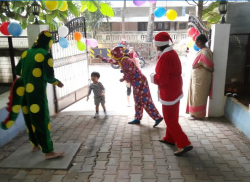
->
[208,24,231,117]
[27,25,56,116]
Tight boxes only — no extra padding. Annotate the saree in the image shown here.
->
[186,48,214,118]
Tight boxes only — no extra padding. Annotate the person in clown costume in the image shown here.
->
[97,46,163,126]
[1,31,64,159]
[150,32,193,156]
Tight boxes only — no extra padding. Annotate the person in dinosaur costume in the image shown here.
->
[1,31,64,159]
[97,46,163,127]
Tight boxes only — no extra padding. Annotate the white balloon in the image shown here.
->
[58,26,69,37]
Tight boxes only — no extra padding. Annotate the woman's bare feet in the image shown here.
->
[32,146,40,152]
[45,151,64,160]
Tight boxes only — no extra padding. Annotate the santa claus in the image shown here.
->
[150,32,193,156]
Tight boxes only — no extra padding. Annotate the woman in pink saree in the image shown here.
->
[186,34,214,120]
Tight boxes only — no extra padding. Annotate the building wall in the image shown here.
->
[112,22,138,31]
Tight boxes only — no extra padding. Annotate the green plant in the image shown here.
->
[202,1,221,24]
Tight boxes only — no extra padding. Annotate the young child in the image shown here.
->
[87,72,107,118]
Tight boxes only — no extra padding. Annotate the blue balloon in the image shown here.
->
[154,7,166,18]
[59,37,69,48]
[193,44,200,51]
[8,22,23,37]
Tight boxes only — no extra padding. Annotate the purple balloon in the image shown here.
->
[148,0,157,4]
[86,38,98,48]
[133,0,146,6]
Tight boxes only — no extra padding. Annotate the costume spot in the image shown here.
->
[38,145,42,149]
[52,81,58,85]
[32,124,36,132]
[44,31,52,37]
[12,105,21,113]
[48,123,51,131]
[26,83,34,93]
[6,120,14,129]
[48,58,53,67]
[26,126,29,133]
[30,141,35,147]
[22,106,29,114]
[32,68,42,77]
[34,53,44,62]
[21,51,27,59]
[30,104,40,113]
[49,40,53,48]
[16,86,25,96]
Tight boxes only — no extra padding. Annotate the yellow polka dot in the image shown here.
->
[16,87,25,96]
[44,32,52,37]
[22,106,29,114]
[34,53,44,62]
[30,141,35,147]
[48,123,51,131]
[32,125,36,132]
[6,120,15,129]
[26,127,29,133]
[48,58,53,67]
[21,51,27,59]
[52,81,58,85]
[26,83,34,93]
[30,104,40,113]
[49,40,53,48]
[38,145,42,149]
[32,68,42,77]
[12,105,21,113]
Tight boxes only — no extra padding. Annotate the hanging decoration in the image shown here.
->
[8,22,23,37]
[57,1,64,9]
[166,9,178,21]
[192,32,200,41]
[148,1,157,4]
[59,37,69,48]
[59,1,68,11]
[133,0,146,6]
[0,22,10,36]
[187,27,198,37]
[193,44,200,51]
[45,1,58,11]
[77,41,86,51]
[74,32,82,41]
[187,38,195,48]
[154,7,166,18]
[86,38,98,48]
[58,26,69,37]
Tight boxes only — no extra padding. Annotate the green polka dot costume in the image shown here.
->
[1,31,61,153]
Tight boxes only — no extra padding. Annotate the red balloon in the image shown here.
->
[187,27,197,37]
[0,22,10,35]
[192,32,200,41]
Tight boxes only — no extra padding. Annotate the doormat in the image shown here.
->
[0,143,81,170]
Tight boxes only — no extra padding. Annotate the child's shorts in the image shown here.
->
[94,96,105,106]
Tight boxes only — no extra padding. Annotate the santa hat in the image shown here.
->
[154,32,173,47]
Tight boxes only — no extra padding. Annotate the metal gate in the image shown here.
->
[51,17,89,112]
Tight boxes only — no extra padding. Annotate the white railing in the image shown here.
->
[95,31,188,43]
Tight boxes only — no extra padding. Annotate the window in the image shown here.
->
[138,22,170,31]
[179,22,187,30]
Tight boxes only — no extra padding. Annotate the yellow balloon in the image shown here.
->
[187,39,194,48]
[166,9,178,21]
[45,1,58,11]
[59,1,68,11]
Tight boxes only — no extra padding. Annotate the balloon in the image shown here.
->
[86,38,98,48]
[58,26,69,37]
[59,37,69,48]
[148,1,157,4]
[77,41,86,51]
[187,27,198,37]
[154,7,166,18]
[192,32,200,41]
[74,32,82,41]
[0,22,10,35]
[166,9,178,21]
[45,1,58,11]
[57,1,64,9]
[133,0,146,6]
[7,22,23,37]
[59,1,68,11]
[187,39,194,48]
[193,44,200,51]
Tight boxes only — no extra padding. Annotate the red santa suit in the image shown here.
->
[151,32,191,149]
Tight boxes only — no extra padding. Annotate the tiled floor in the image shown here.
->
[1,114,250,182]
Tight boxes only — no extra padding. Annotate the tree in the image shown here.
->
[202,1,221,24]
[146,3,156,42]
[122,0,126,39]
[0,1,114,30]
